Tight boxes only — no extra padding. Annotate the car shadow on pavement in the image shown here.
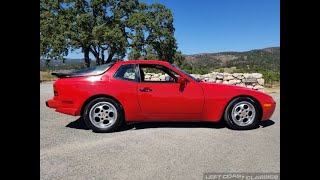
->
[65,117,226,131]
[121,119,275,131]
[259,119,275,128]
[65,117,90,130]
[65,117,275,131]
[118,121,226,131]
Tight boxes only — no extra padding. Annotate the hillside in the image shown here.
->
[183,47,280,72]
[40,47,280,72]
[40,58,87,71]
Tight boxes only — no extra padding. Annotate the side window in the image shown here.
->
[139,64,180,82]
[114,64,137,82]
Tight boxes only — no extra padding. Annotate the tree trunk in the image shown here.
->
[106,52,115,63]
[84,47,90,68]
[94,54,100,65]
[90,47,100,65]
[101,50,105,64]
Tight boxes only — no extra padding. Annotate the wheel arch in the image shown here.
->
[80,94,124,117]
[221,95,263,120]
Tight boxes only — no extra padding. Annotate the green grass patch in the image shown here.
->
[40,71,56,82]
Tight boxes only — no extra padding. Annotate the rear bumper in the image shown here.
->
[46,99,78,116]
[46,99,60,108]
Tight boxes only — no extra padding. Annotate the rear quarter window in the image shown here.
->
[113,64,137,82]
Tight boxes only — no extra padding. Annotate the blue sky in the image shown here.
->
[66,0,279,59]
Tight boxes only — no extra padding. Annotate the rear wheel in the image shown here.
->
[224,97,261,130]
[83,97,124,133]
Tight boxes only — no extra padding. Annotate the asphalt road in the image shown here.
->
[40,82,280,180]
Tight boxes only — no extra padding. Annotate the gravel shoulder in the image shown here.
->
[40,82,280,180]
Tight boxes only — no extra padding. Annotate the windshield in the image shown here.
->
[68,63,114,76]
[170,64,201,82]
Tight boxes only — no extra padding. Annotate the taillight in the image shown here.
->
[53,86,58,96]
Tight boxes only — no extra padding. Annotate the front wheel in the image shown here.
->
[224,97,261,130]
[83,97,124,133]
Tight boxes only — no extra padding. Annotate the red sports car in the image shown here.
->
[46,60,276,132]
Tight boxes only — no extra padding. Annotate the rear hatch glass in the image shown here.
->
[51,63,114,78]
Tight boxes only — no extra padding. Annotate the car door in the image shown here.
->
[136,64,204,114]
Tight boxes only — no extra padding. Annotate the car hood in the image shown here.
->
[199,81,271,98]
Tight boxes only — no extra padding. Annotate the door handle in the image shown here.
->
[140,87,152,92]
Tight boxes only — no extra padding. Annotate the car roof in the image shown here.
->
[114,60,171,66]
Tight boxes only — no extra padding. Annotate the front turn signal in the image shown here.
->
[263,103,272,107]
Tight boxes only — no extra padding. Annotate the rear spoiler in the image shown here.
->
[51,63,114,78]
[51,72,95,78]
[51,72,72,78]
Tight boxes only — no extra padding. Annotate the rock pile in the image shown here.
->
[139,72,265,91]
[190,72,264,91]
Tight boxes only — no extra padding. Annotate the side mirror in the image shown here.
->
[178,77,187,88]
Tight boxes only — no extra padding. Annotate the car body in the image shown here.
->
[46,60,276,132]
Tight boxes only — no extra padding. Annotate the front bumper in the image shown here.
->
[261,100,276,120]
[46,99,78,116]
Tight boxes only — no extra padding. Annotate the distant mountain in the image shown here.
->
[183,47,280,72]
[40,58,88,71]
[40,47,280,72]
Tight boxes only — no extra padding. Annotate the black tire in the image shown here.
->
[83,97,124,133]
[224,97,261,130]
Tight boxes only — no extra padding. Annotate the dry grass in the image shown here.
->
[264,84,280,94]
[40,71,56,82]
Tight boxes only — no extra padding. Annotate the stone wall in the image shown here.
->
[190,72,264,91]
[143,72,265,91]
